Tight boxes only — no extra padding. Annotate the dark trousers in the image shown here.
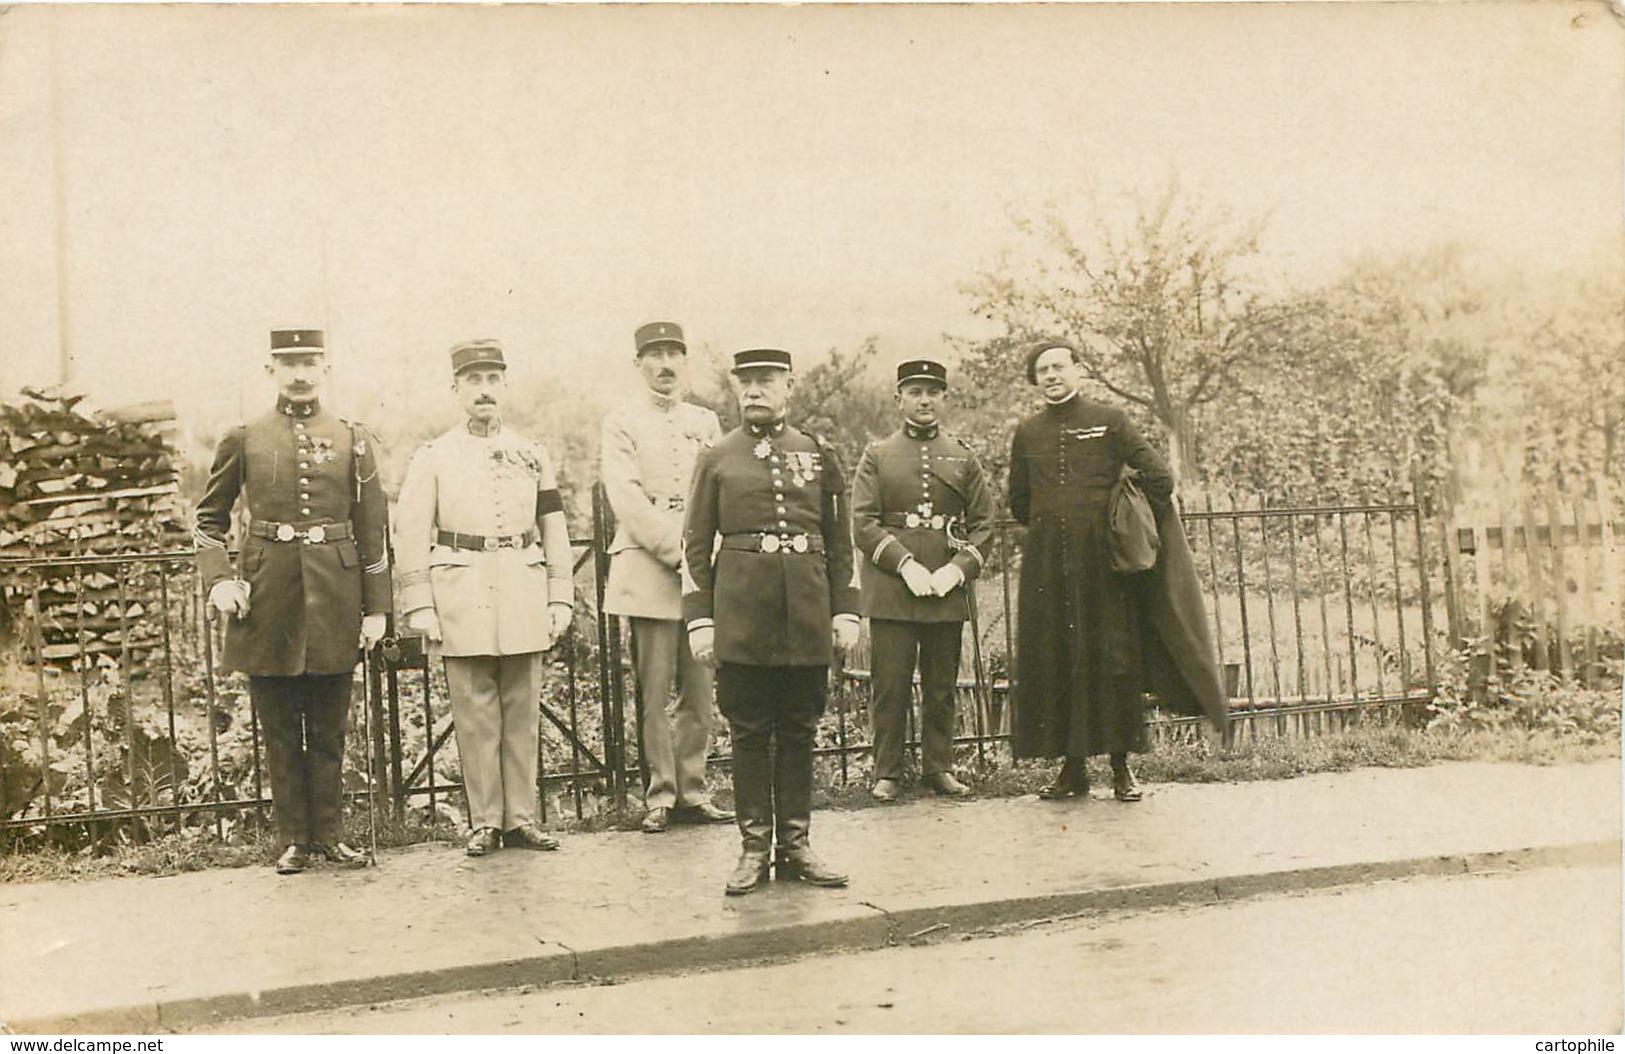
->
[869,619,964,780]
[249,673,353,848]
[715,664,826,854]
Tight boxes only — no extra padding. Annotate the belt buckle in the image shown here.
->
[790,534,809,554]
[483,536,499,552]
[760,534,781,554]
[306,524,327,544]
[929,515,945,530]
[275,524,296,543]
[905,513,921,529]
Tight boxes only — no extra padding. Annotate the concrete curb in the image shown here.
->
[13,839,1619,1034]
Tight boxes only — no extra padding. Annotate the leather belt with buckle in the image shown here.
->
[720,532,825,555]
[250,520,352,544]
[436,529,539,552]
[880,513,947,530]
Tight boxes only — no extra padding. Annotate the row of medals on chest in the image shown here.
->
[754,436,946,532]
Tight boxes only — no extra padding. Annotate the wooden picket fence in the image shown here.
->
[1439,478,1624,686]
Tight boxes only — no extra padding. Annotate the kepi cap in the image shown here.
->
[731,348,793,374]
[270,329,324,354]
[450,339,507,375]
[634,321,686,355]
[896,358,948,388]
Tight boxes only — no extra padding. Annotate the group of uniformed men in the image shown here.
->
[196,323,1157,896]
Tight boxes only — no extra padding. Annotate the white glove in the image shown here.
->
[548,602,574,639]
[360,614,388,649]
[207,579,251,620]
[688,625,716,667]
[832,614,861,652]
[929,563,966,598]
[898,558,934,598]
[406,607,442,642]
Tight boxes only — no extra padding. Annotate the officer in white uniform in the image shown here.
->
[394,340,575,856]
[601,321,733,834]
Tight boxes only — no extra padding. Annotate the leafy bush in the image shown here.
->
[1426,646,1621,742]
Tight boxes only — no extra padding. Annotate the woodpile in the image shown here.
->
[0,386,191,667]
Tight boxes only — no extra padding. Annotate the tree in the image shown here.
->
[1501,265,1624,495]
[1195,245,1493,506]
[959,183,1310,482]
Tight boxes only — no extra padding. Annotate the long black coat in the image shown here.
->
[1008,396,1176,758]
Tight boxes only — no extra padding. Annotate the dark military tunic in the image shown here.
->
[681,421,859,666]
[1008,395,1173,758]
[851,423,995,622]
[194,397,391,676]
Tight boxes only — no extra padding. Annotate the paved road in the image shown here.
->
[209,863,1621,1034]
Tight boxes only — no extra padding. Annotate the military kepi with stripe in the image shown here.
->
[270,329,324,354]
[731,348,793,373]
[896,358,948,388]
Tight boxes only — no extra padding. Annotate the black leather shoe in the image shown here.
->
[1039,759,1089,800]
[274,844,309,874]
[774,846,848,888]
[924,772,970,797]
[1112,766,1143,802]
[676,800,735,824]
[725,850,771,896]
[466,826,501,857]
[311,842,369,869]
[504,822,561,850]
[641,806,671,833]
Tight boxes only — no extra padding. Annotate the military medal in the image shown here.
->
[753,438,772,460]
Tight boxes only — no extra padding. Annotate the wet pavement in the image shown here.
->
[0,759,1618,1033]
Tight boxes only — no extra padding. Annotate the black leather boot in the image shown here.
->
[1039,755,1090,800]
[772,725,847,888]
[725,728,775,896]
[1110,753,1142,802]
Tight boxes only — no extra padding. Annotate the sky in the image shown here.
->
[0,2,1620,438]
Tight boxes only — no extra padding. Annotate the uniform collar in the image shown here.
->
[1043,390,1080,408]
[903,421,939,440]
[466,416,503,438]
[277,396,320,418]
[745,419,787,438]
[646,388,679,413]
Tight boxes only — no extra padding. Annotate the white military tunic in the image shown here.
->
[395,422,574,656]
[600,391,721,620]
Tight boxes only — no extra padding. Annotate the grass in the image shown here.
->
[3,719,1616,883]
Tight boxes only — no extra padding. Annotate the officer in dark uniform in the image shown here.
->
[683,348,861,895]
[194,329,391,874]
[851,357,995,802]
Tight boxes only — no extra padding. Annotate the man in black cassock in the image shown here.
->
[1008,341,1203,801]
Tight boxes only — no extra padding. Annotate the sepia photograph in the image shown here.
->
[0,1,1620,1038]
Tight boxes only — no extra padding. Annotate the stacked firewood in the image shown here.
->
[0,387,190,665]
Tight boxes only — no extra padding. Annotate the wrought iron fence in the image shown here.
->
[1,488,1446,849]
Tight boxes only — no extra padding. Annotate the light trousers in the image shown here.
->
[629,617,717,809]
[444,653,542,831]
